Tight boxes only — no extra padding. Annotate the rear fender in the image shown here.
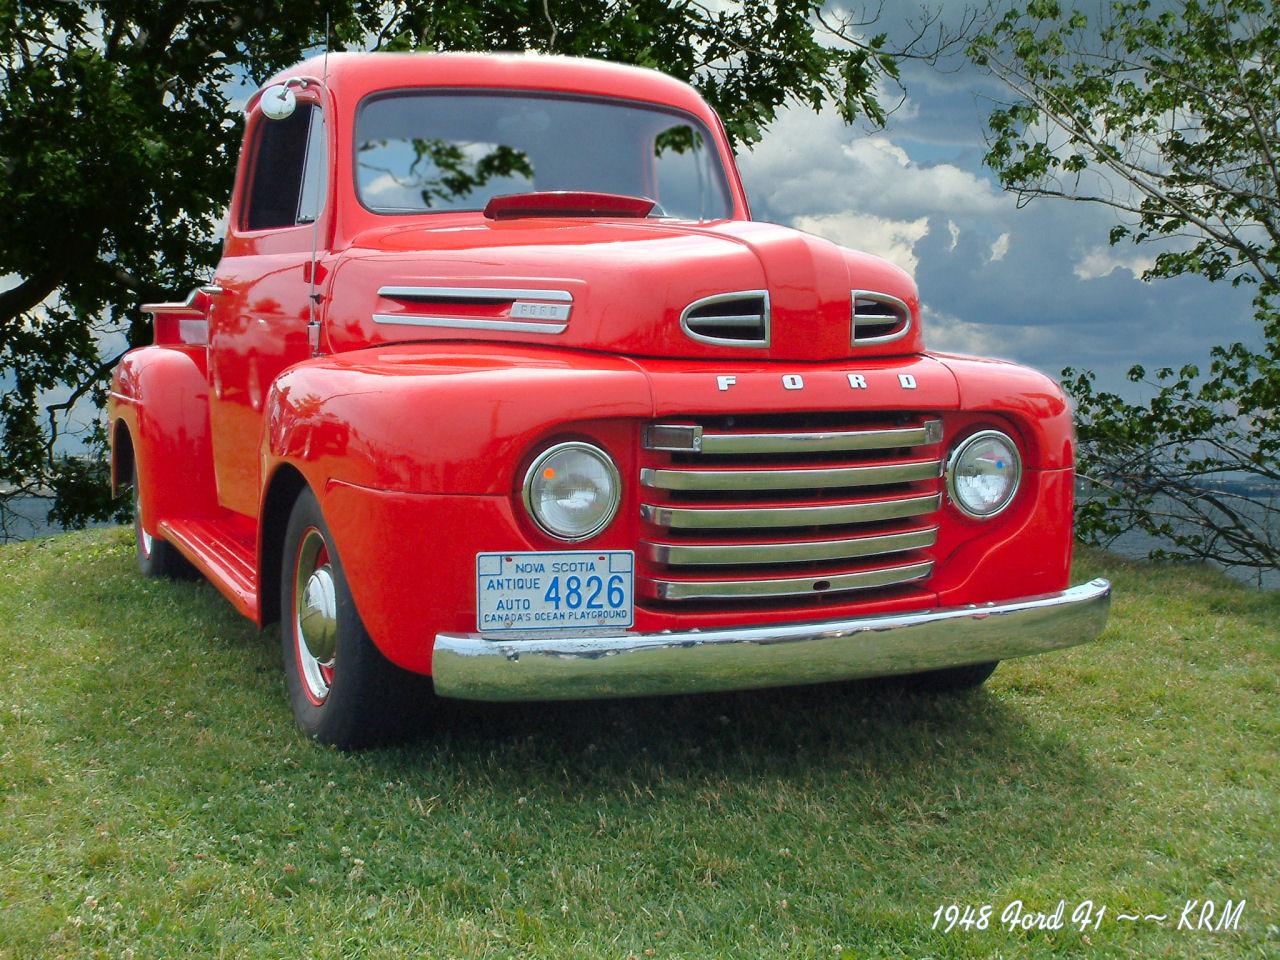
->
[108,346,218,529]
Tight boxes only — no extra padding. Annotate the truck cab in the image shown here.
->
[109,53,1109,748]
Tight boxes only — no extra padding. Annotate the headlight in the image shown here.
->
[946,430,1021,519]
[523,442,621,541]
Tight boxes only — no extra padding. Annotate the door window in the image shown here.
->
[244,104,327,230]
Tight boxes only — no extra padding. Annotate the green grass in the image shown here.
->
[1,528,1276,959]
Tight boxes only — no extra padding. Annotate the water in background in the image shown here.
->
[0,496,67,542]
[1104,522,1278,589]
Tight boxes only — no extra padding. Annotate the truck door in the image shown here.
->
[207,98,328,518]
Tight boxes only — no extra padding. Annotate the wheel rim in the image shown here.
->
[134,481,153,558]
[293,527,337,705]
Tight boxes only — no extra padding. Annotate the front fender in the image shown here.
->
[933,352,1075,470]
[260,343,654,496]
[258,344,654,665]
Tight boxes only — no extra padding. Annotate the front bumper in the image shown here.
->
[430,578,1111,701]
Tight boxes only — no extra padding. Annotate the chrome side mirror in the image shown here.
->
[259,83,297,120]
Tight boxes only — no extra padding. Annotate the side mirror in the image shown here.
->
[259,84,296,121]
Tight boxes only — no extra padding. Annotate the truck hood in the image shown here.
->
[324,217,922,362]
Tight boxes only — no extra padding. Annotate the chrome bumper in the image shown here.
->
[430,579,1111,701]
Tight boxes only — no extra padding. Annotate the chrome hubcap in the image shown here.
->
[300,568,338,661]
[293,528,337,703]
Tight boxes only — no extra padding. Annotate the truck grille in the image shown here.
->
[639,413,943,604]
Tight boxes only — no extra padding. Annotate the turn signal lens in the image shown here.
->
[523,442,621,541]
[946,430,1021,519]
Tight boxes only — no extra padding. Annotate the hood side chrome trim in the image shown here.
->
[372,314,567,335]
[378,286,573,303]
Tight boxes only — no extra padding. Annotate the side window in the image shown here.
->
[244,104,326,231]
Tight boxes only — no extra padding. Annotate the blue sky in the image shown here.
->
[735,6,1261,398]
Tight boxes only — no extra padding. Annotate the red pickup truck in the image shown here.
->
[108,52,1110,747]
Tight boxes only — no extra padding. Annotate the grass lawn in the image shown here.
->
[0,528,1275,959]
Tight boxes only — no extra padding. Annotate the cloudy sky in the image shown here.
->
[735,4,1260,398]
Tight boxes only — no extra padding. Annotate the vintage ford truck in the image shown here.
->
[109,52,1110,747]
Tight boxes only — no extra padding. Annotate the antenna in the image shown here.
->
[307,14,330,357]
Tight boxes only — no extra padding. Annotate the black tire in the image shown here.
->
[279,486,429,748]
[132,465,191,578]
[897,661,999,693]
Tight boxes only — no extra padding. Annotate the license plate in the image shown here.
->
[476,550,634,633]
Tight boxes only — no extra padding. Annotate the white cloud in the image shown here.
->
[792,213,929,276]
[1073,246,1157,280]
[988,232,1010,262]
[920,305,1005,356]
[838,136,1006,217]
[947,219,960,251]
[738,106,1008,223]
[921,304,1055,362]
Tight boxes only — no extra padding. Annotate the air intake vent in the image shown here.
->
[680,291,770,347]
[852,290,911,345]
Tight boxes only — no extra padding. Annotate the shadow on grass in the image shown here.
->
[394,675,1112,817]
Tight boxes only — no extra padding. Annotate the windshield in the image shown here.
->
[355,91,734,221]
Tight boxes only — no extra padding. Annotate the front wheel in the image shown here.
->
[280,487,429,748]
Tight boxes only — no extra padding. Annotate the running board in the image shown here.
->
[158,519,258,620]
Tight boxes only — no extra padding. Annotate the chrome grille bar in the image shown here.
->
[651,560,934,600]
[683,419,942,455]
[640,493,941,529]
[641,459,942,491]
[645,526,938,566]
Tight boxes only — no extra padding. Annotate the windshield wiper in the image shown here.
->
[482,191,656,221]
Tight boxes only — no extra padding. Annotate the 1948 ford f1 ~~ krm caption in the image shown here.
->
[109,52,1111,748]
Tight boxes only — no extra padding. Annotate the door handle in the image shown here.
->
[199,284,227,296]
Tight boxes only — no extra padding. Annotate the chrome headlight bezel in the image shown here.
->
[945,429,1022,520]
[521,441,622,542]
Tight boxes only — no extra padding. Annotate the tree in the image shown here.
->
[0,1,970,538]
[970,0,1280,575]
